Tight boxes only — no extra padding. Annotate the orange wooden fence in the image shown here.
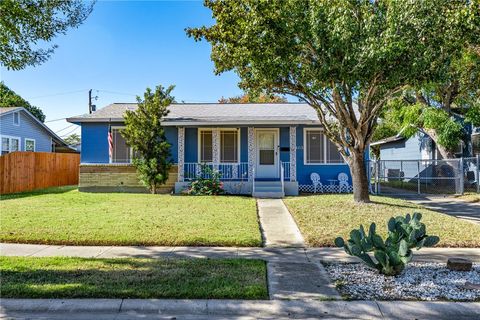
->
[0,152,80,195]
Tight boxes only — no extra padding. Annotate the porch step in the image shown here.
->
[253,191,285,199]
[253,181,284,198]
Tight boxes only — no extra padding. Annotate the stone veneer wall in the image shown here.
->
[79,164,178,193]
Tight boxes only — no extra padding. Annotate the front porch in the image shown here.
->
[175,126,299,197]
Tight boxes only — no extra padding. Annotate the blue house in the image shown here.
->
[0,107,72,155]
[67,103,356,196]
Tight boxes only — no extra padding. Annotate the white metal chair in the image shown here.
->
[338,172,349,193]
[310,173,323,193]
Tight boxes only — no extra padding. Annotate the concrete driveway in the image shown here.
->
[403,195,480,224]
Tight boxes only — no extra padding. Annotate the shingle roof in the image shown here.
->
[67,103,321,125]
[370,135,405,146]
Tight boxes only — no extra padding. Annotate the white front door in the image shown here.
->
[255,129,279,178]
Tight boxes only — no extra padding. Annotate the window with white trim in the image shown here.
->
[220,130,238,163]
[198,129,239,163]
[304,129,344,164]
[1,136,20,155]
[111,128,131,163]
[25,139,35,152]
[13,112,20,126]
[199,130,213,162]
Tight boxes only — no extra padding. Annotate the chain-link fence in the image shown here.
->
[368,156,480,195]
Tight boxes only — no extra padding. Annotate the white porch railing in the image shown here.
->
[281,162,290,181]
[183,162,249,181]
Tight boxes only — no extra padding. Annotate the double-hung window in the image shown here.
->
[111,128,131,163]
[304,129,344,164]
[25,139,35,152]
[199,129,239,163]
[1,136,20,155]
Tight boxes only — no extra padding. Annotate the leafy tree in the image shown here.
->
[219,93,287,103]
[0,82,45,122]
[63,133,80,146]
[383,47,480,158]
[0,0,94,70]
[187,0,479,202]
[122,85,174,194]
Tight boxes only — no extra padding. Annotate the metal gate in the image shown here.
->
[369,156,480,195]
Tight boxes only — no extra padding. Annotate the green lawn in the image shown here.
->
[0,256,268,299]
[0,186,261,247]
[284,195,480,248]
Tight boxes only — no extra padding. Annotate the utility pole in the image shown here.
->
[88,89,97,114]
[88,89,92,114]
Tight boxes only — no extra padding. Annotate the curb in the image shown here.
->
[1,299,479,319]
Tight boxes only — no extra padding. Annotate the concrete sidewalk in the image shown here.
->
[2,243,480,263]
[1,299,479,320]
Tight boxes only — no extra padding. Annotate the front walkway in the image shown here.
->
[256,199,304,247]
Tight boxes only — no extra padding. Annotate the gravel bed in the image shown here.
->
[324,262,480,301]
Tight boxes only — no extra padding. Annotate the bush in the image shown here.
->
[186,165,225,195]
[335,213,440,276]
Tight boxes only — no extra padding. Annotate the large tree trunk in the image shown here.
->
[425,128,455,159]
[349,151,371,203]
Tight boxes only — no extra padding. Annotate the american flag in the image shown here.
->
[108,129,113,160]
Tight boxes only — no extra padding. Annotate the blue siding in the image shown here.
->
[240,127,248,162]
[380,133,433,161]
[184,128,198,163]
[295,125,352,185]
[81,123,178,164]
[0,110,53,152]
[81,123,109,163]
[164,126,178,163]
[280,127,290,162]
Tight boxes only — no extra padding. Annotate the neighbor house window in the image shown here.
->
[111,128,131,163]
[25,139,35,152]
[198,129,239,163]
[1,136,20,155]
[199,129,213,162]
[304,129,344,164]
[13,112,20,126]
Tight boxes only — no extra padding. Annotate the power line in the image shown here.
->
[45,117,67,123]
[60,126,80,137]
[55,124,76,134]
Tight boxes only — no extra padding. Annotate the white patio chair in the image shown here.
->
[338,172,349,193]
[310,173,323,193]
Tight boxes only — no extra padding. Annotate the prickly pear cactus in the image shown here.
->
[334,212,440,276]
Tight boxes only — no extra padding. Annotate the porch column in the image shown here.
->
[178,127,185,182]
[248,127,255,181]
[289,126,297,182]
[212,128,220,169]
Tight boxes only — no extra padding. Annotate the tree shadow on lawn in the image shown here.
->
[0,186,77,201]
[0,257,268,299]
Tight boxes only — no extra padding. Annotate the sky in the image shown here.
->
[0,0,245,137]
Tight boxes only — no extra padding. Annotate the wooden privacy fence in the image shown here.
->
[0,152,80,195]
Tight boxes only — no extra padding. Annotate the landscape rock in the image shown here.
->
[447,258,473,271]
